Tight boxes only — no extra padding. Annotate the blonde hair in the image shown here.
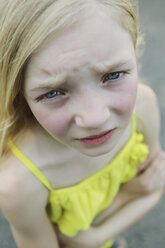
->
[0,0,139,156]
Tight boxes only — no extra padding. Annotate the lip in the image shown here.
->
[77,129,115,146]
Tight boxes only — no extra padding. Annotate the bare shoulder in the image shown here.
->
[135,83,161,157]
[0,154,58,246]
[0,152,48,217]
[136,83,159,129]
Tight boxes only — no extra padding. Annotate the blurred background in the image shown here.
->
[122,0,165,247]
[0,0,165,247]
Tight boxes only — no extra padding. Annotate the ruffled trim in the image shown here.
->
[47,131,149,237]
[121,132,149,183]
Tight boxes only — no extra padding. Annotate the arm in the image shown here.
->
[1,199,60,248]
[92,189,163,247]
[122,150,165,193]
[0,163,59,248]
[9,215,59,248]
[57,189,163,248]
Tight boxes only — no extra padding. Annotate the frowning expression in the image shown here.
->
[24,9,138,156]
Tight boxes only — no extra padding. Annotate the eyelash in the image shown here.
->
[102,71,124,83]
[36,71,126,102]
[35,89,65,102]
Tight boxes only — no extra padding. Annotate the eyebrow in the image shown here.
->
[92,59,133,73]
[29,73,67,92]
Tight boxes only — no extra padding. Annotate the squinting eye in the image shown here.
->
[36,89,64,102]
[44,90,60,99]
[103,72,123,82]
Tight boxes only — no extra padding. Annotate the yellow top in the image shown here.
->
[8,113,149,238]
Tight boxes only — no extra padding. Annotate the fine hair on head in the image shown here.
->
[0,0,139,156]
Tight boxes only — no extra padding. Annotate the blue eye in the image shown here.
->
[36,89,64,102]
[44,90,60,99]
[103,72,122,82]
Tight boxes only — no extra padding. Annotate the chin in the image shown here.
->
[75,144,114,158]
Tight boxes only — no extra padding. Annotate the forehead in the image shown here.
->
[25,8,134,78]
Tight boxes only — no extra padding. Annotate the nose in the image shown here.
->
[74,90,110,129]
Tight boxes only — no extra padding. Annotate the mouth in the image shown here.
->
[76,129,115,146]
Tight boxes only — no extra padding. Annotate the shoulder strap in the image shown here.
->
[8,140,53,191]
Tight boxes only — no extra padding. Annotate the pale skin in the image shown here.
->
[0,7,164,248]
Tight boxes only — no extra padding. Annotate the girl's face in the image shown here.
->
[24,10,138,157]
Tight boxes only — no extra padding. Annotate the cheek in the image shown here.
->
[113,81,137,120]
[31,106,70,137]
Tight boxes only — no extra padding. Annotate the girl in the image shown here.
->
[0,0,164,248]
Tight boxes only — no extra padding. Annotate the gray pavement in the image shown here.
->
[0,0,165,247]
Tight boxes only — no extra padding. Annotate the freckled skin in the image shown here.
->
[24,11,138,157]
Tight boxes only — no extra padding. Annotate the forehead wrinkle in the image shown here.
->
[29,72,68,92]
